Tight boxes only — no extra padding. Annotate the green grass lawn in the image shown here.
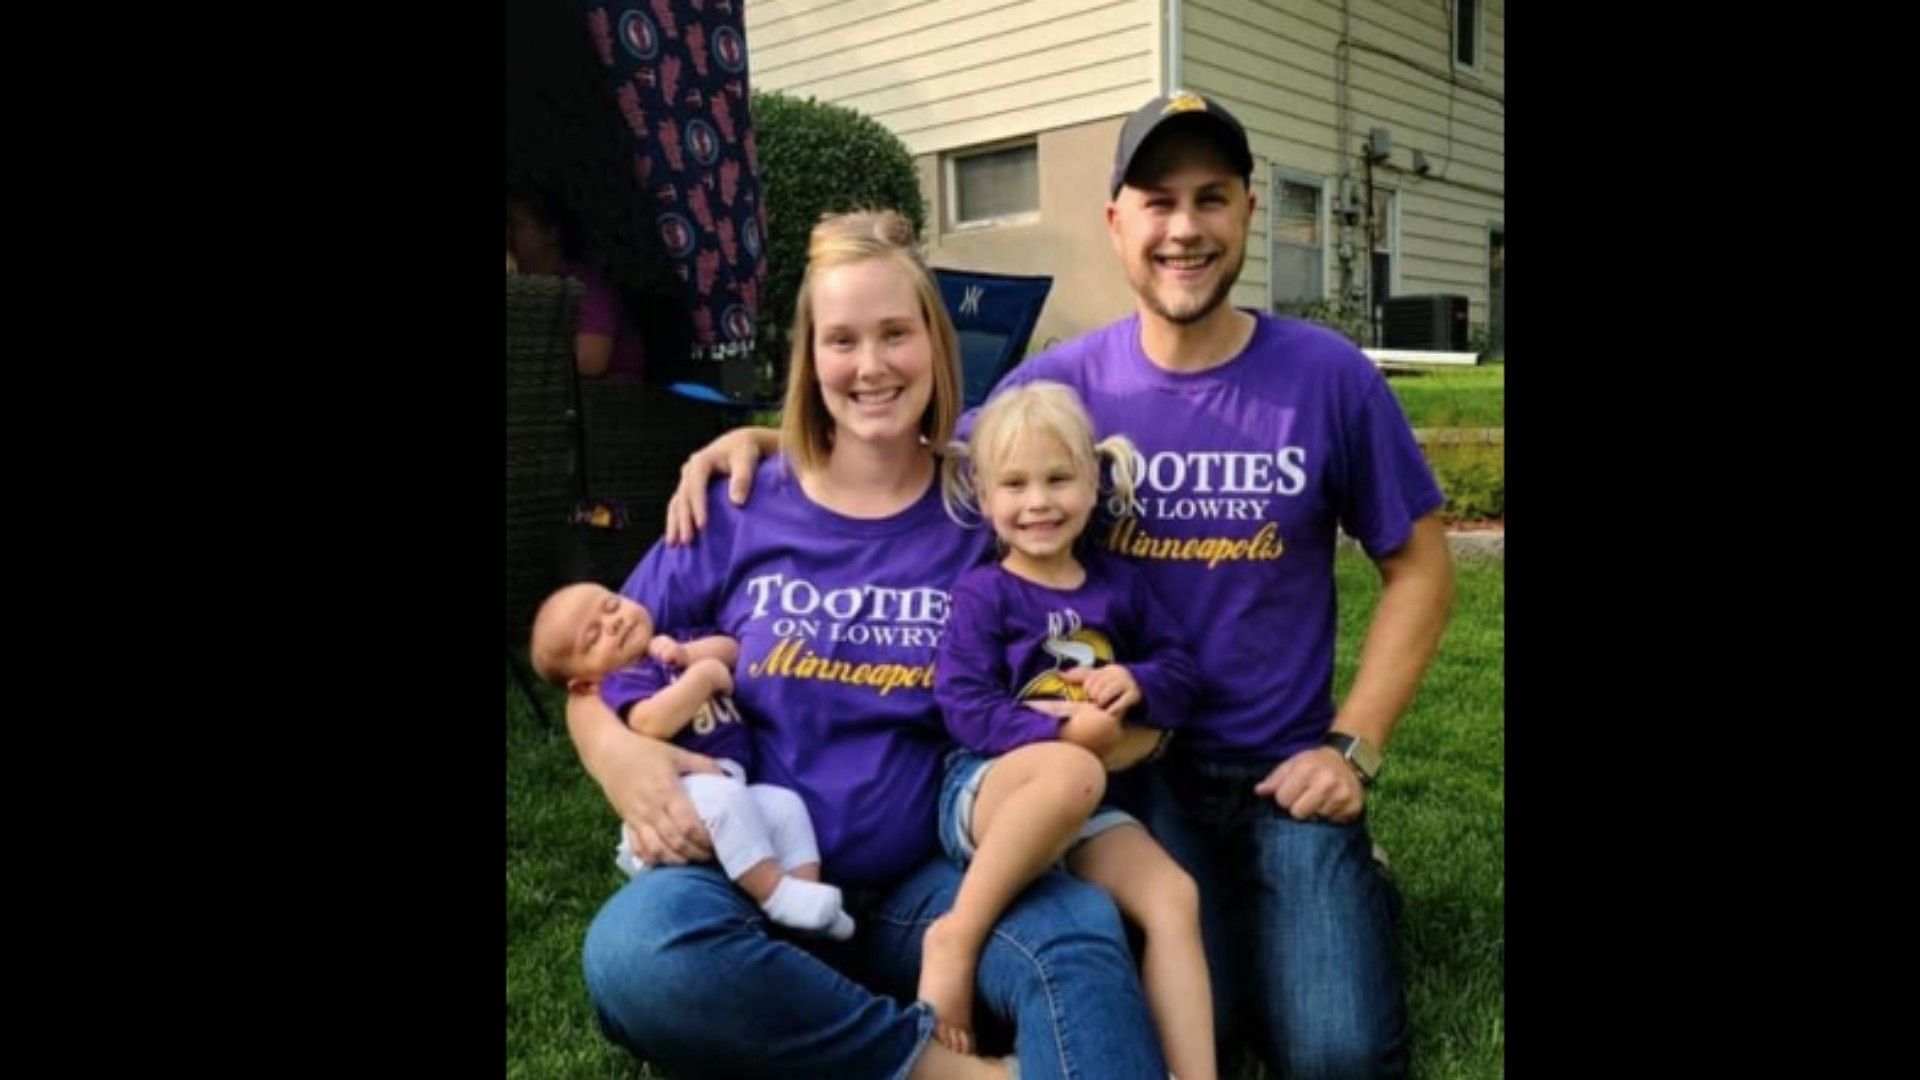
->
[1386,365,1505,430]
[1380,365,1505,520]
[1339,550,1505,1079]
[507,550,1504,1078]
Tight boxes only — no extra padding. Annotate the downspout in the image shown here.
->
[1164,0,1182,92]
[1364,143,1378,346]
[1335,0,1354,317]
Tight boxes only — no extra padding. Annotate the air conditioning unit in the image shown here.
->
[1381,294,1469,350]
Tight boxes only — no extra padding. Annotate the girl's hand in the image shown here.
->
[1060,664,1141,715]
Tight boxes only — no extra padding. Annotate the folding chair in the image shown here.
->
[931,267,1054,407]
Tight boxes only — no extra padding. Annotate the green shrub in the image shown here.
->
[752,91,927,371]
[1283,297,1368,346]
[1466,322,1492,356]
[1424,441,1504,520]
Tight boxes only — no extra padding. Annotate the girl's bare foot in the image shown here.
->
[908,1040,1011,1079]
[918,913,981,1055]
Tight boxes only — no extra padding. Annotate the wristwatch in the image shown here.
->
[1325,732,1383,787]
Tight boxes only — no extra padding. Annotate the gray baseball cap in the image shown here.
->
[1110,91,1254,197]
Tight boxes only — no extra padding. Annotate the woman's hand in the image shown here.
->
[567,693,722,863]
[607,733,725,863]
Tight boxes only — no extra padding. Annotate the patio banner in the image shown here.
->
[573,0,768,375]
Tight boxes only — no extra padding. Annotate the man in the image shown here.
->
[662,92,1453,1077]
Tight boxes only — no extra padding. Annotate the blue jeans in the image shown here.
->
[583,856,1167,1079]
[1110,754,1410,1078]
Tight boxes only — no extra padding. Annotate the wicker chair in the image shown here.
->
[504,273,727,642]
[505,274,585,642]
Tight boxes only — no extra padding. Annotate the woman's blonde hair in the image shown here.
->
[778,209,962,472]
[941,380,1139,532]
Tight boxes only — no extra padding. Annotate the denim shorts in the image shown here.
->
[937,746,1138,866]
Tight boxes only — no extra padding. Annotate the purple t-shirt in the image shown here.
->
[936,555,1199,757]
[601,646,754,769]
[603,458,992,888]
[990,312,1443,760]
[568,261,646,380]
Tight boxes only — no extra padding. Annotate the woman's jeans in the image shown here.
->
[583,854,1167,1079]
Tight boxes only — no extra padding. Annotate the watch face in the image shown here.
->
[1333,733,1382,777]
[1351,740,1382,776]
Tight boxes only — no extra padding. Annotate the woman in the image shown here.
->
[504,185,646,380]
[566,210,1166,1079]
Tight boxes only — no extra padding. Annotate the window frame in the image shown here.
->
[944,138,1042,232]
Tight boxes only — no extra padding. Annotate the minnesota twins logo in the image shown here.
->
[741,216,762,259]
[618,11,659,60]
[658,212,696,257]
[712,25,746,72]
[959,284,984,316]
[686,119,721,166]
[722,304,754,342]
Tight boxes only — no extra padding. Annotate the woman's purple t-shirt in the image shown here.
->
[601,458,992,888]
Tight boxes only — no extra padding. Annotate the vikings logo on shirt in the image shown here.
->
[618,10,660,60]
[1018,627,1115,703]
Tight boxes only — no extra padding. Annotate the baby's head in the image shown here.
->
[529,583,655,692]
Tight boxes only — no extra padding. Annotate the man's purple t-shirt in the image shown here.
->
[568,260,646,380]
[989,312,1443,760]
[936,555,1199,757]
[602,458,992,888]
[601,646,754,769]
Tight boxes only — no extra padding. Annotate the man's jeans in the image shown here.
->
[1112,753,1410,1078]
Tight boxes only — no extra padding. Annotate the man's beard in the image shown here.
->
[1138,245,1245,325]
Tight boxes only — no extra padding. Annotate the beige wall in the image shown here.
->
[917,117,1138,350]
[1181,0,1505,329]
[747,0,1160,157]
[745,0,1504,340]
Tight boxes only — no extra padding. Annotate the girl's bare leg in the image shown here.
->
[1070,825,1216,1080]
[919,741,1107,1054]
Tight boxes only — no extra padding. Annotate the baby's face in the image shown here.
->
[540,584,655,681]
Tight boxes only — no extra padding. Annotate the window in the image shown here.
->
[948,142,1039,229]
[1368,187,1398,342]
[1488,223,1504,355]
[1268,171,1326,309]
[1452,0,1481,71]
